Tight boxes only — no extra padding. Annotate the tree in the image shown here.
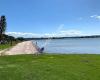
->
[17,37,24,41]
[0,15,7,43]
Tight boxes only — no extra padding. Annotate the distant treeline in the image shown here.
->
[0,34,25,44]
[23,35,100,40]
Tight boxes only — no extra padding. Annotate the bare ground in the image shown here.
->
[0,41,39,55]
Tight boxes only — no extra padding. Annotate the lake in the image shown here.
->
[33,38,100,54]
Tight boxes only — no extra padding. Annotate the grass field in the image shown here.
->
[0,41,18,50]
[0,54,100,80]
[0,44,11,50]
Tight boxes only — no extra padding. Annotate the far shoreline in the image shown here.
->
[24,35,100,40]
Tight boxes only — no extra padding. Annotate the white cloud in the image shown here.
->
[5,23,83,38]
[90,15,100,20]
[96,16,100,20]
[5,30,83,38]
[5,32,42,38]
[59,30,82,36]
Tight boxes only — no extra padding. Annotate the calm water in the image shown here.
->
[33,38,100,54]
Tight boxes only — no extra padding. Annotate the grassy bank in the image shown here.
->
[0,41,20,50]
[0,54,100,80]
[0,44,12,50]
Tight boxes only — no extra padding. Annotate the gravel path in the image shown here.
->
[2,41,39,55]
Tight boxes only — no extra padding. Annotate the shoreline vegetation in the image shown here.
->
[0,43,13,50]
[0,54,100,80]
[0,39,24,50]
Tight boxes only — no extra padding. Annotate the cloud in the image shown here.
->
[6,23,83,38]
[6,32,42,38]
[59,30,82,37]
[90,15,100,20]
[6,30,83,38]
[5,23,82,38]
[44,30,82,37]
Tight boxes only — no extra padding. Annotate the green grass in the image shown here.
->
[0,41,18,50]
[0,44,12,50]
[0,54,100,80]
